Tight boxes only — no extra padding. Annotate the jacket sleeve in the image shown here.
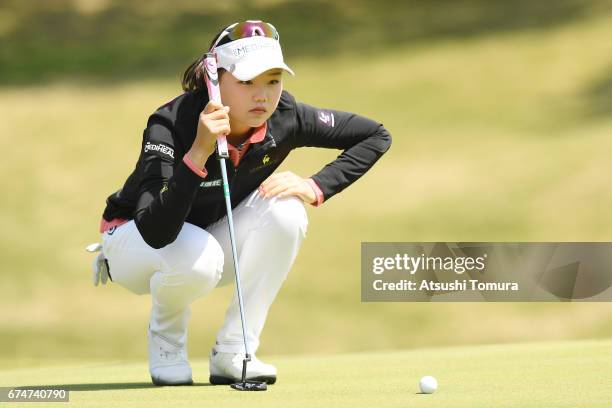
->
[133,117,205,249]
[292,101,392,202]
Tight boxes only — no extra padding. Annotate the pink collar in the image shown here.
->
[248,123,267,144]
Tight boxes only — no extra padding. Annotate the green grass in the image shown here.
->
[3,0,611,85]
[0,339,610,407]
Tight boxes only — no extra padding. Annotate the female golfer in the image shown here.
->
[91,20,391,386]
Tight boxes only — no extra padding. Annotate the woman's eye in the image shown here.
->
[269,80,279,85]
[240,81,253,85]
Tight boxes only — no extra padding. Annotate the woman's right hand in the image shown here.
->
[187,101,231,168]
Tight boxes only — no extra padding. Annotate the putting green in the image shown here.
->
[0,339,609,407]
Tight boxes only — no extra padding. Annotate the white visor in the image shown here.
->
[215,36,295,81]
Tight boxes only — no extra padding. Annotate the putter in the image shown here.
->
[203,53,267,392]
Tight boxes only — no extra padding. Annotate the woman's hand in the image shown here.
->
[187,101,231,168]
[259,171,316,204]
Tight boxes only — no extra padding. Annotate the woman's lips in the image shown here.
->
[249,107,267,114]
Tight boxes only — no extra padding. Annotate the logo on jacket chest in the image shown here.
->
[249,153,280,173]
[200,179,222,188]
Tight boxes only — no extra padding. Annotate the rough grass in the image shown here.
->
[1,7,612,360]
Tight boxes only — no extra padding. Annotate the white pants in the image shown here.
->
[101,190,308,354]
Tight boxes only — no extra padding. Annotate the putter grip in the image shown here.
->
[203,53,229,158]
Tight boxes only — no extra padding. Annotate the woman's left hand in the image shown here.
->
[259,171,316,204]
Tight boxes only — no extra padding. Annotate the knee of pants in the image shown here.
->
[262,196,308,239]
[160,225,225,291]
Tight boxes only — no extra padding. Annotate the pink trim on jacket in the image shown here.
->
[99,218,129,233]
[182,154,208,178]
[306,178,324,207]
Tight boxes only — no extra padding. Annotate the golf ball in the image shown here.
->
[419,375,438,394]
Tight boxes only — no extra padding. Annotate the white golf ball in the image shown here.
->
[419,375,438,394]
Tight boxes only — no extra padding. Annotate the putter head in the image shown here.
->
[230,380,267,391]
[229,355,267,390]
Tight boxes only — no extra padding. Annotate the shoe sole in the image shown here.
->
[209,374,276,385]
[151,376,194,386]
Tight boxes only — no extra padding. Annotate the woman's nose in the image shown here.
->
[254,87,267,102]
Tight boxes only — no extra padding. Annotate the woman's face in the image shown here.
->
[219,69,284,136]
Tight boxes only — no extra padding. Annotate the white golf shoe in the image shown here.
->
[148,328,193,386]
[209,348,277,385]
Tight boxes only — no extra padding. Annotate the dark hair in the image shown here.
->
[181,25,230,92]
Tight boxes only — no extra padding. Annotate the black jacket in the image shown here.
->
[102,89,392,249]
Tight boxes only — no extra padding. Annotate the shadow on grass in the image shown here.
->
[13,382,215,391]
[2,0,612,86]
[580,68,612,118]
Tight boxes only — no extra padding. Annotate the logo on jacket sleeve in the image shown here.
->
[317,111,335,127]
[144,142,175,159]
[263,154,270,165]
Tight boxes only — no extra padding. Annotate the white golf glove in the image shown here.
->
[86,243,110,286]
